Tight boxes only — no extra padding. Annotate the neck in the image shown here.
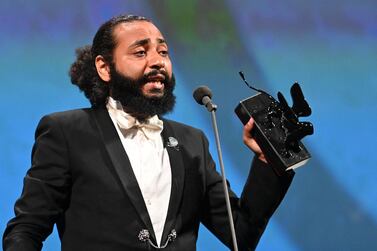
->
[123,106,153,123]
[107,95,157,123]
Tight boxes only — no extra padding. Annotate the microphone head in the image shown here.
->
[193,86,212,105]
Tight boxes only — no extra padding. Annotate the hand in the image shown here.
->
[243,117,267,163]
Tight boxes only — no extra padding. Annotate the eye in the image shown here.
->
[159,50,169,57]
[134,50,146,57]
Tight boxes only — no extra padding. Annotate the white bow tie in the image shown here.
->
[107,98,163,140]
[117,113,163,140]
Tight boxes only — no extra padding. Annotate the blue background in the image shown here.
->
[1,0,376,250]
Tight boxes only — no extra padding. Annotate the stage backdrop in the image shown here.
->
[1,0,376,250]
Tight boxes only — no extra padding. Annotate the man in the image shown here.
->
[3,15,294,250]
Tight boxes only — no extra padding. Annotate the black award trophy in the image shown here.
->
[235,72,314,176]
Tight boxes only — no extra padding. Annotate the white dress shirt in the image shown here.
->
[106,97,172,246]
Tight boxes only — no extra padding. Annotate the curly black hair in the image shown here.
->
[69,14,150,107]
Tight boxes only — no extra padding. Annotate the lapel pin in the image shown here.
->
[167,137,179,151]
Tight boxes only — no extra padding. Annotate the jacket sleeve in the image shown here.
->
[199,131,294,251]
[3,115,71,251]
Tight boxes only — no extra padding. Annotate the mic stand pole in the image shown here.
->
[208,106,239,251]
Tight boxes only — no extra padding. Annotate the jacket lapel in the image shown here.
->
[92,108,156,243]
[160,119,185,244]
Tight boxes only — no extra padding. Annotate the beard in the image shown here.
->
[108,65,176,120]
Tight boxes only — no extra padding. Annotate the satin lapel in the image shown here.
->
[160,120,185,243]
[92,108,156,242]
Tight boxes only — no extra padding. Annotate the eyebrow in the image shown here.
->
[129,38,167,48]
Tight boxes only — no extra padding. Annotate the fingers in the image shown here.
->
[243,117,255,144]
[243,117,268,163]
[244,117,254,134]
[243,117,255,143]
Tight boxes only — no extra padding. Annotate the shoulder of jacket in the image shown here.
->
[37,107,97,129]
[162,118,203,134]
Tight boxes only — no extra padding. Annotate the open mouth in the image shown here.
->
[146,75,165,89]
[147,73,165,81]
[146,81,164,89]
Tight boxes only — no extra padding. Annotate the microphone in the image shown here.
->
[193,85,239,251]
[193,86,217,112]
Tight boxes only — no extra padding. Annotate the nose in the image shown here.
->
[148,51,166,70]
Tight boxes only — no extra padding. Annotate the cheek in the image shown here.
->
[117,59,145,79]
[166,60,173,78]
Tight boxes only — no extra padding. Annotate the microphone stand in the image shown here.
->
[207,103,239,251]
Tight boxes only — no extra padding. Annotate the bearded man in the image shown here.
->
[3,15,294,251]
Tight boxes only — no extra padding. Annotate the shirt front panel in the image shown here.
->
[107,98,172,246]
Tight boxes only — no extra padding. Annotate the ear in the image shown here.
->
[95,55,111,82]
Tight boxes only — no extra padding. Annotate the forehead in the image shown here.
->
[113,21,165,47]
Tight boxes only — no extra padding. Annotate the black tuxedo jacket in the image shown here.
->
[3,107,294,251]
